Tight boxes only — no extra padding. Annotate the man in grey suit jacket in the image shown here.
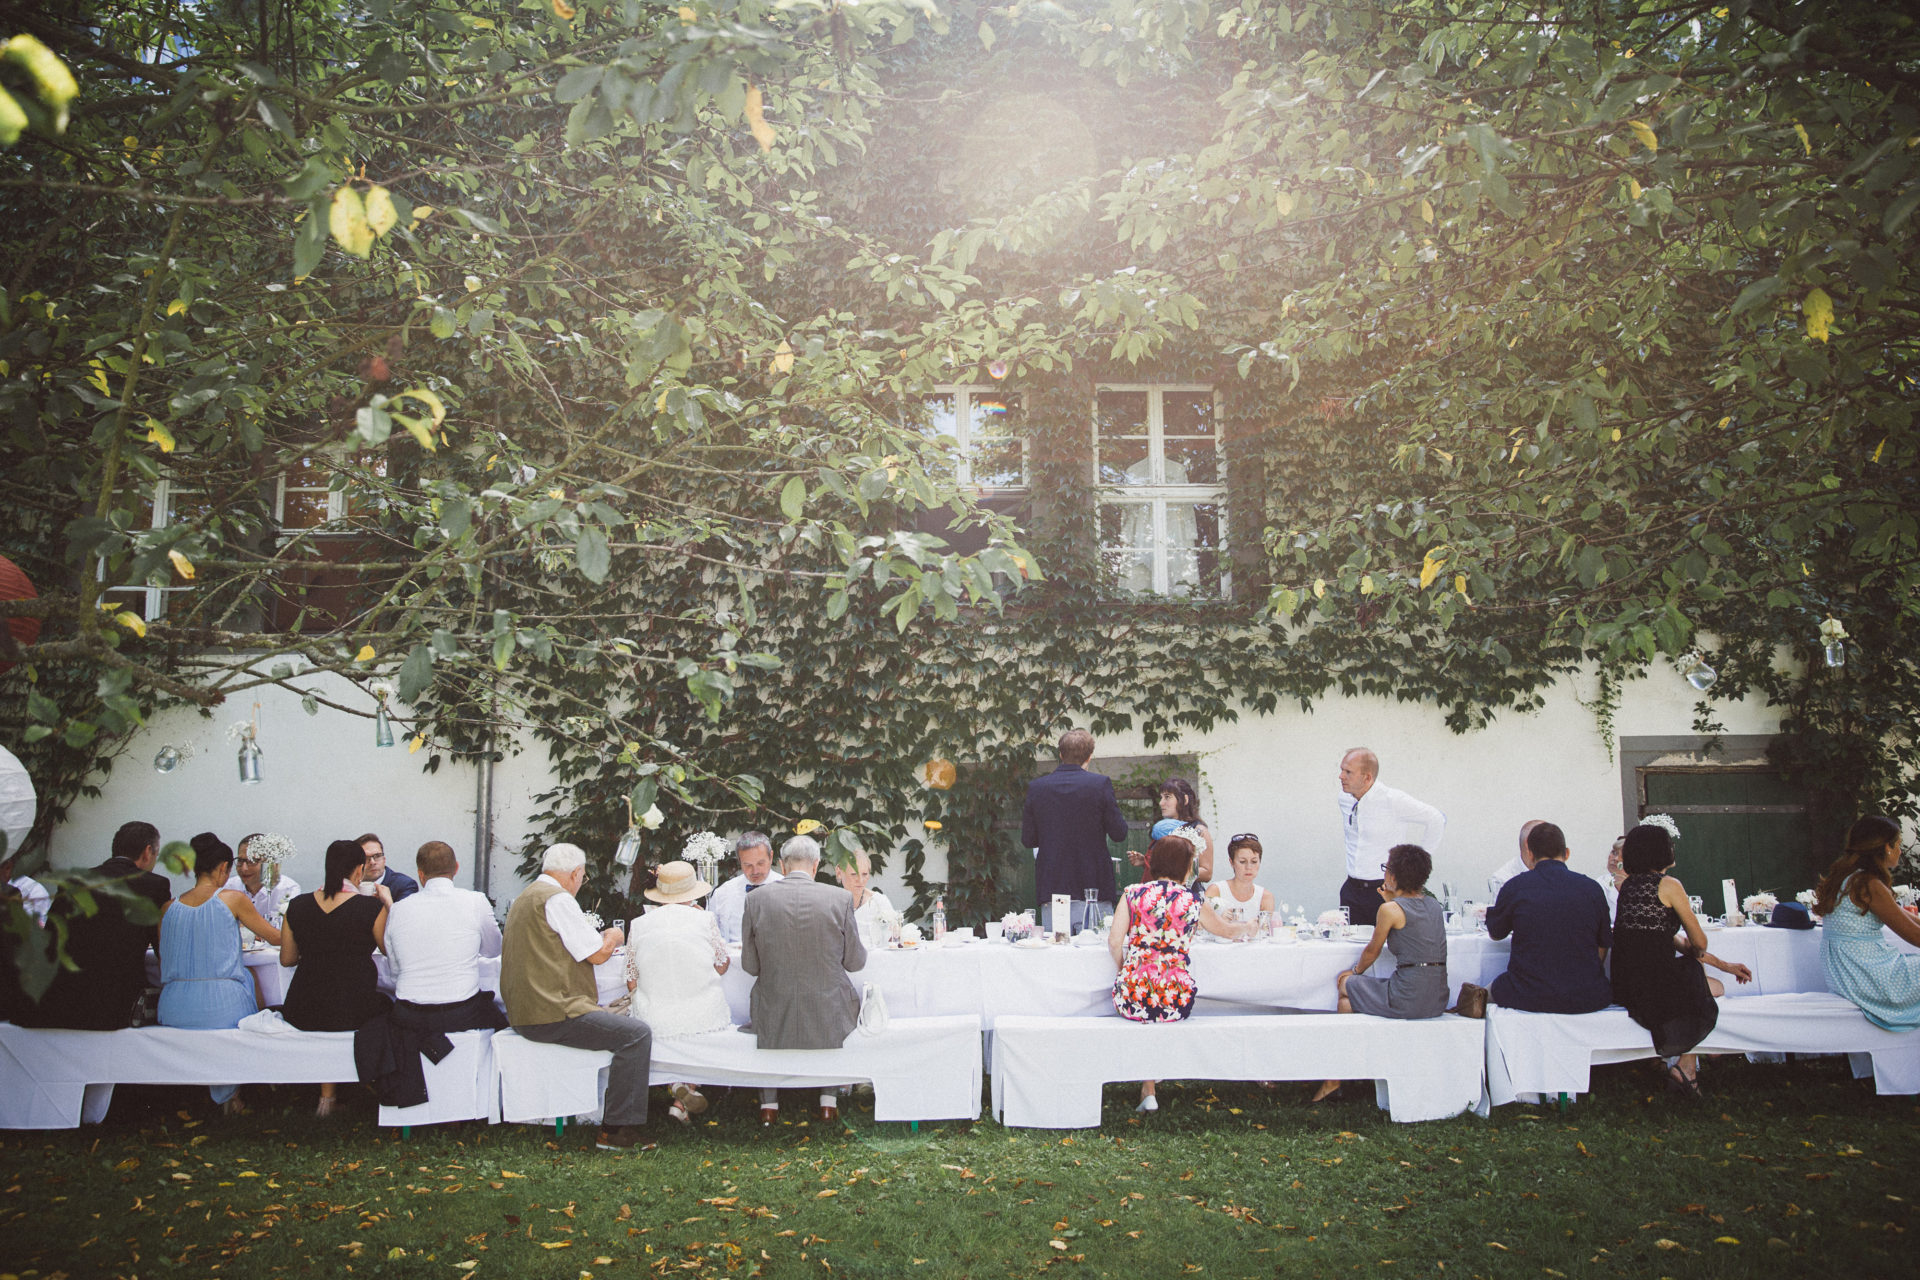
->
[740,834,868,1124]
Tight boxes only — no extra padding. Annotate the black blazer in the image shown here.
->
[1021,764,1129,906]
[17,856,172,1030]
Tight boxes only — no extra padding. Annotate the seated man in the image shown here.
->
[1487,822,1614,1014]
[222,833,301,921]
[1485,819,1543,898]
[741,835,867,1124]
[16,820,173,1029]
[707,831,782,945]
[357,840,508,1109]
[359,832,420,903]
[501,843,649,1150]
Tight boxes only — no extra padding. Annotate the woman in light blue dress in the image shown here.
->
[1815,815,1920,1032]
[158,833,283,1109]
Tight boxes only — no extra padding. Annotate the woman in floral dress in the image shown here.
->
[1110,834,1254,1112]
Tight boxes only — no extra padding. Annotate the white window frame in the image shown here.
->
[1093,383,1229,599]
[99,475,199,619]
[274,470,347,531]
[922,384,1031,492]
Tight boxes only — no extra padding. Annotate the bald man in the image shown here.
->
[1487,819,1546,898]
[1337,748,1446,927]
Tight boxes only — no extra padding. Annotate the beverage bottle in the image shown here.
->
[931,897,947,942]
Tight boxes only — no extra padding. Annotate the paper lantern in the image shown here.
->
[919,758,956,790]
[0,743,36,860]
[0,553,39,675]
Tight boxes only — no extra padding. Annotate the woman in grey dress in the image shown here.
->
[1309,844,1448,1103]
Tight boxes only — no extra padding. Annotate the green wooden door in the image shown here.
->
[1639,769,1815,898]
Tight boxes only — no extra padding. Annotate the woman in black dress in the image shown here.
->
[281,839,392,1115]
[1611,824,1752,1098]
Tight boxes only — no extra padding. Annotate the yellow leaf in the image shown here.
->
[1312,578,1326,599]
[744,84,775,152]
[408,734,426,753]
[355,644,376,662]
[923,820,943,831]
[1274,191,1294,216]
[1793,122,1811,156]
[1627,177,1642,200]
[794,819,822,835]
[1872,436,1886,463]
[539,1241,572,1249]
[364,185,398,237]
[89,359,111,393]
[114,611,148,638]
[166,299,187,316]
[770,340,795,375]
[816,1189,838,1198]
[167,549,196,581]
[1418,549,1444,590]
[1419,198,1433,224]
[409,204,435,230]
[330,186,375,257]
[1454,574,1470,600]
[1610,427,1622,442]
[553,0,576,17]
[1627,119,1657,152]
[677,5,696,18]
[1717,416,1731,429]
[1803,287,1833,343]
[146,419,176,453]
[1715,1236,1740,1245]
[388,1247,406,1259]
[1359,574,1375,596]
[397,387,447,424]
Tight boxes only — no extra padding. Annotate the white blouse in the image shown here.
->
[1206,879,1271,924]
[624,903,733,1039]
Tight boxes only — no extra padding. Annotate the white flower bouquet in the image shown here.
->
[1317,909,1346,927]
[1639,813,1682,841]
[681,831,733,864]
[1894,884,1920,908]
[1742,893,1777,913]
[246,832,295,867]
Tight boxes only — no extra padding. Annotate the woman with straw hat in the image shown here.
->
[625,859,735,1124]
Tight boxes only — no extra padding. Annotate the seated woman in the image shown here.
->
[1815,814,1920,1033]
[158,832,285,1112]
[836,846,900,945]
[1205,833,1274,926]
[281,838,392,1116]
[1610,824,1752,1098]
[1111,834,1254,1112]
[1310,844,1448,1104]
[624,859,733,1124]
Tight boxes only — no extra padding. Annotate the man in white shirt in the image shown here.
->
[385,840,503,1006]
[707,832,783,944]
[222,834,301,921]
[355,840,508,1110]
[1337,747,1446,927]
[3,849,50,925]
[1486,819,1544,899]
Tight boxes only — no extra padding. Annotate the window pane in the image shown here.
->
[1163,391,1215,436]
[912,393,960,481]
[1165,502,1223,598]
[1163,437,1218,485]
[1098,435,1151,485]
[1099,503,1155,593]
[281,490,332,528]
[1096,390,1149,436]
[969,392,1025,487]
[166,490,214,526]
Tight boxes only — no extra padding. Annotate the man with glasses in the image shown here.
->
[358,832,420,903]
[223,833,302,919]
[1337,748,1445,927]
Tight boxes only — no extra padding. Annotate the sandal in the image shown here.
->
[670,1083,708,1116]
[1663,1063,1702,1101]
[667,1102,691,1126]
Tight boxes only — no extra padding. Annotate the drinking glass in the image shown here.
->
[1254,910,1273,942]
[1337,906,1351,927]
[1688,895,1704,918]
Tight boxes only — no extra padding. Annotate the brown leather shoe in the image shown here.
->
[596,1125,644,1150]
[819,1104,840,1125]
[760,1105,779,1128]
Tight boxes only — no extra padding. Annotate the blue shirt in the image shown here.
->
[380,867,421,903]
[1487,859,1614,1013]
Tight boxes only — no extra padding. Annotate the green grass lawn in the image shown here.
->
[3,1053,1916,1280]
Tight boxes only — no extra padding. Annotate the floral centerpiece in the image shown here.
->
[1797,888,1819,909]
[245,832,295,895]
[1743,892,1777,924]
[681,830,733,887]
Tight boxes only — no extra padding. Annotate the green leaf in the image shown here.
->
[1885,185,1920,236]
[576,526,611,583]
[429,307,457,339]
[292,201,327,278]
[1731,276,1785,316]
[554,65,602,103]
[629,776,658,816]
[396,644,434,702]
[779,474,806,521]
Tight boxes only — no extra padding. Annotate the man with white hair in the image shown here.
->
[1337,747,1446,927]
[740,834,867,1125]
[501,843,649,1150]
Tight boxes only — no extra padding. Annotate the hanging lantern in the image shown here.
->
[0,553,41,675]
[236,699,263,785]
[919,758,957,790]
[1819,617,1848,669]
[373,699,395,748]
[1682,653,1718,693]
[153,744,188,774]
[0,743,36,859]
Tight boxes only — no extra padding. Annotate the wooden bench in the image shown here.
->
[1483,992,1920,1108]
[989,1010,1486,1126]
[490,1015,984,1126]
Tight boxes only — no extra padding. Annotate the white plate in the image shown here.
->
[1013,937,1053,950]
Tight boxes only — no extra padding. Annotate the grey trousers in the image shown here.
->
[515,1011,653,1126]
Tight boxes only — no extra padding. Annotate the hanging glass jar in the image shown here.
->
[373,698,395,747]
[237,735,263,784]
[1682,653,1718,692]
[1819,617,1847,669]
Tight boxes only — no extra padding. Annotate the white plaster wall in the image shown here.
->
[33,660,1782,919]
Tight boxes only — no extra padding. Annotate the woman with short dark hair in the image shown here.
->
[1815,815,1920,1031]
[1611,823,1751,1098]
[1110,834,1254,1112]
[281,839,392,1115]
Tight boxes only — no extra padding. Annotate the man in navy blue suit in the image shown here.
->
[1021,729,1129,925]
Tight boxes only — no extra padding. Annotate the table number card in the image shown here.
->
[1722,878,1740,922]
[1051,893,1071,943]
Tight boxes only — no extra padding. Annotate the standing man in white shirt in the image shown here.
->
[707,832,783,944]
[357,840,507,1109]
[1337,748,1446,927]
[223,834,302,921]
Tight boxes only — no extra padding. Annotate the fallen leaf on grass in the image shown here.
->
[1715,1237,1740,1245]
[1654,1239,1682,1251]
[1050,1240,1068,1251]
[540,1241,572,1249]
[1486,1242,1508,1251]
[593,1257,613,1264]
[815,1190,838,1199]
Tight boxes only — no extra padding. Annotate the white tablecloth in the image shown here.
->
[717,934,1511,1026]
[990,1010,1485,1126]
[1483,992,1920,1107]
[490,1016,984,1125]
